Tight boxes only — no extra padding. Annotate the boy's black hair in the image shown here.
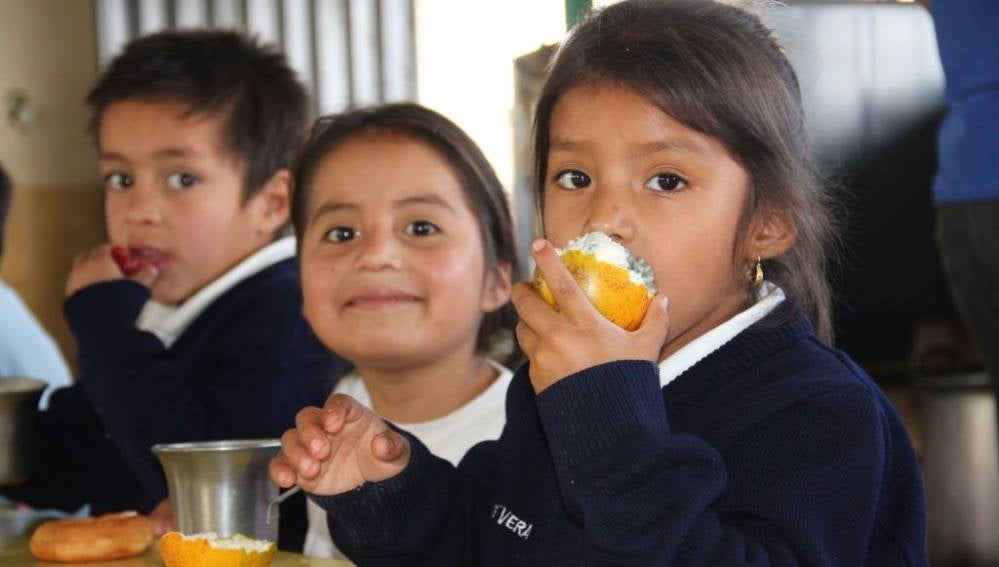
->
[292,103,521,364]
[86,29,308,200]
[0,162,10,258]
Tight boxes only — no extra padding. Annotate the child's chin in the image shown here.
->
[150,283,190,306]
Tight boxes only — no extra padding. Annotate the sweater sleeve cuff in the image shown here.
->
[306,429,430,550]
[64,280,150,341]
[536,360,669,468]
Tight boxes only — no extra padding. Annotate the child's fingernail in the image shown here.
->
[310,438,325,453]
[301,457,316,473]
[532,239,545,253]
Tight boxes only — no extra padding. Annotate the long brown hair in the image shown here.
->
[533,0,838,342]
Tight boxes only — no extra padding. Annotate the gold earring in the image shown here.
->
[750,255,764,288]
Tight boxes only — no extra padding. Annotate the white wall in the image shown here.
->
[414,0,567,192]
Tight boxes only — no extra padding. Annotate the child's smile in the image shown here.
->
[342,288,423,310]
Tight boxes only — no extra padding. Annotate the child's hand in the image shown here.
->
[269,394,411,496]
[512,239,671,393]
[65,244,158,297]
[149,498,174,536]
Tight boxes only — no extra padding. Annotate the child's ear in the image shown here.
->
[745,206,797,260]
[253,169,292,237]
[481,260,513,313]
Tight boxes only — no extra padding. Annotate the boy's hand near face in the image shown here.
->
[65,244,158,297]
[270,394,411,496]
[512,239,671,393]
[149,498,175,536]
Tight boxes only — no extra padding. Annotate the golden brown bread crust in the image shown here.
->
[29,511,155,562]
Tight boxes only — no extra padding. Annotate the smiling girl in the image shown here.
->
[288,104,519,559]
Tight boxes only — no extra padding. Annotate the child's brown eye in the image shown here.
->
[645,173,687,193]
[555,170,591,190]
[104,172,134,191]
[166,172,199,190]
[404,221,439,237]
[323,226,358,243]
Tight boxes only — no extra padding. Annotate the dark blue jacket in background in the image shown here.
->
[313,303,927,566]
[3,258,342,549]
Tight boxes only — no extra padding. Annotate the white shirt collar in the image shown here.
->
[658,281,785,388]
[136,237,296,347]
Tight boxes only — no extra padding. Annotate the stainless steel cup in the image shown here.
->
[152,439,282,542]
[0,377,46,485]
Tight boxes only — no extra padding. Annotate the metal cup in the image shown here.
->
[152,439,282,542]
[0,377,46,485]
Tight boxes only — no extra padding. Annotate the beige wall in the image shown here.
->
[0,0,106,377]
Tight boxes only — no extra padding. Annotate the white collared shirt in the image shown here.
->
[136,237,296,347]
[659,281,785,388]
[304,360,515,559]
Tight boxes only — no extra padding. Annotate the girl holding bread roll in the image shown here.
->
[287,103,519,559]
[272,0,927,564]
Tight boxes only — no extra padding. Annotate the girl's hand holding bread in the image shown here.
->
[514,237,671,393]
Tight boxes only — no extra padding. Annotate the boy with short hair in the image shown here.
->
[2,30,341,548]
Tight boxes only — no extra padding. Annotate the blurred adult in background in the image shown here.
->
[928,0,999,394]
[0,161,73,409]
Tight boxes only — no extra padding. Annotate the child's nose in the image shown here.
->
[123,186,163,226]
[355,232,403,271]
[585,188,635,243]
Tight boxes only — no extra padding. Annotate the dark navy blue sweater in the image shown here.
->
[3,259,341,547]
[313,303,927,565]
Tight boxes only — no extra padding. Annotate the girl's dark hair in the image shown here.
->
[292,103,521,361]
[534,0,838,342]
[86,29,308,200]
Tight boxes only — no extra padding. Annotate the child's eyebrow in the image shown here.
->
[395,194,456,213]
[549,138,708,158]
[98,151,128,162]
[98,147,206,161]
[310,194,457,224]
[311,201,358,223]
[634,139,708,158]
[153,147,206,159]
[549,139,587,153]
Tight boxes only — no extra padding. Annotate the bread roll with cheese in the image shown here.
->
[532,231,656,331]
[159,531,277,567]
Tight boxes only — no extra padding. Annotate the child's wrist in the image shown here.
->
[537,360,666,466]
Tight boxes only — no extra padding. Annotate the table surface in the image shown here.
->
[0,508,353,567]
